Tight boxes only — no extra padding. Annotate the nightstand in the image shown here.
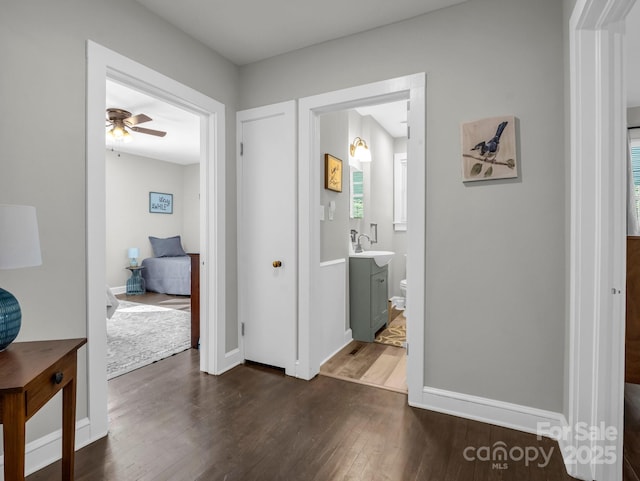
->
[125,265,146,295]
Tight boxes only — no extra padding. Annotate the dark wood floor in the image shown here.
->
[28,350,574,481]
[626,383,640,481]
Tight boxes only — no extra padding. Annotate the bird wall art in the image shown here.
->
[461,116,517,182]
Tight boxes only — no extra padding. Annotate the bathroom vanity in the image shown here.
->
[349,253,392,342]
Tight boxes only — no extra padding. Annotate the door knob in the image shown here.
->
[273,260,282,268]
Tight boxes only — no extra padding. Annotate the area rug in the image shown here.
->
[375,313,406,347]
[107,301,191,380]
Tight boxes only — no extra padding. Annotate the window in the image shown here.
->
[631,137,640,221]
[394,153,407,231]
[350,168,364,219]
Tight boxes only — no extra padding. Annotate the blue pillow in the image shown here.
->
[149,235,186,257]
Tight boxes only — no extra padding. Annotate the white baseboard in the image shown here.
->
[111,285,126,295]
[415,386,567,440]
[415,387,581,477]
[344,328,353,345]
[319,330,353,367]
[0,417,95,480]
[418,386,576,479]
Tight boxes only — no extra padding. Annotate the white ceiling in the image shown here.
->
[356,101,408,139]
[108,1,447,162]
[136,0,467,66]
[105,81,406,165]
[105,79,200,165]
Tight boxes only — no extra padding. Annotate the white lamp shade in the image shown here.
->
[128,247,139,259]
[0,205,42,270]
[355,144,372,163]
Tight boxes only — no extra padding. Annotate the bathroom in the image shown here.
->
[318,101,408,391]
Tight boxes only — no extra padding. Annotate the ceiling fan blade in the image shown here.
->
[125,113,152,126]
[131,126,167,137]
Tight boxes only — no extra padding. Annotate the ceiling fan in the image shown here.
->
[106,108,167,142]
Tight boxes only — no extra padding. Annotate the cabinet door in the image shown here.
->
[371,271,388,330]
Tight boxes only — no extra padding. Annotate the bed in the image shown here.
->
[140,235,191,295]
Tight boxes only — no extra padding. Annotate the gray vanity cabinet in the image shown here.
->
[349,257,388,342]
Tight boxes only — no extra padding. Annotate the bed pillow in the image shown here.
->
[149,235,187,257]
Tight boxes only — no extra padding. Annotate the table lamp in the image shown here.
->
[128,247,139,267]
[0,205,42,350]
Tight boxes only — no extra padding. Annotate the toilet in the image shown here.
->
[392,278,406,310]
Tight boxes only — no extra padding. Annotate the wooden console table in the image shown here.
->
[0,338,86,480]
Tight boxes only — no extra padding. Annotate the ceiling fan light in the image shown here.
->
[122,130,133,143]
[112,125,125,139]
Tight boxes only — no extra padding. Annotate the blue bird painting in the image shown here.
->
[471,120,508,161]
[461,116,517,182]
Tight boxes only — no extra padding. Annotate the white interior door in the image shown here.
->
[237,101,296,374]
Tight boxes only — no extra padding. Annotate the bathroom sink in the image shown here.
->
[350,250,395,267]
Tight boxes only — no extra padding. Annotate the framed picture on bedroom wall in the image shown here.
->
[149,192,173,214]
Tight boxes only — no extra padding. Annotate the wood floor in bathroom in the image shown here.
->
[319,309,407,393]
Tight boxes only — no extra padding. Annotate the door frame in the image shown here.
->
[236,101,298,376]
[86,41,227,440]
[297,73,426,403]
[568,0,633,479]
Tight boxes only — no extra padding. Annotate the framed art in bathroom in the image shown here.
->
[324,153,343,192]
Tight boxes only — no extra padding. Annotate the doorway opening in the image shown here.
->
[296,73,425,406]
[86,41,227,442]
[104,78,202,380]
[316,101,409,394]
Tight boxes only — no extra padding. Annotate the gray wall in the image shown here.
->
[629,107,640,126]
[0,0,239,445]
[182,163,201,254]
[319,111,350,263]
[240,0,566,412]
[361,115,403,297]
[392,137,409,294]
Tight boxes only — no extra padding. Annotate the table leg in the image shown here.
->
[3,392,26,481]
[61,362,77,480]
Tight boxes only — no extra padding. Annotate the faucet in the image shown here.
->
[355,234,370,253]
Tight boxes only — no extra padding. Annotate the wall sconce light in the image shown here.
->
[350,137,372,163]
[128,247,140,267]
[0,205,42,350]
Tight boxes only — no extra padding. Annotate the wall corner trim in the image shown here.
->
[218,347,243,375]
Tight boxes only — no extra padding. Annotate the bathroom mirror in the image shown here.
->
[350,167,364,219]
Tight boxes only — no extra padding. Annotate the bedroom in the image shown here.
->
[105,79,201,378]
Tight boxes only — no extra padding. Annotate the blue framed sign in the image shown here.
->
[149,192,173,214]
